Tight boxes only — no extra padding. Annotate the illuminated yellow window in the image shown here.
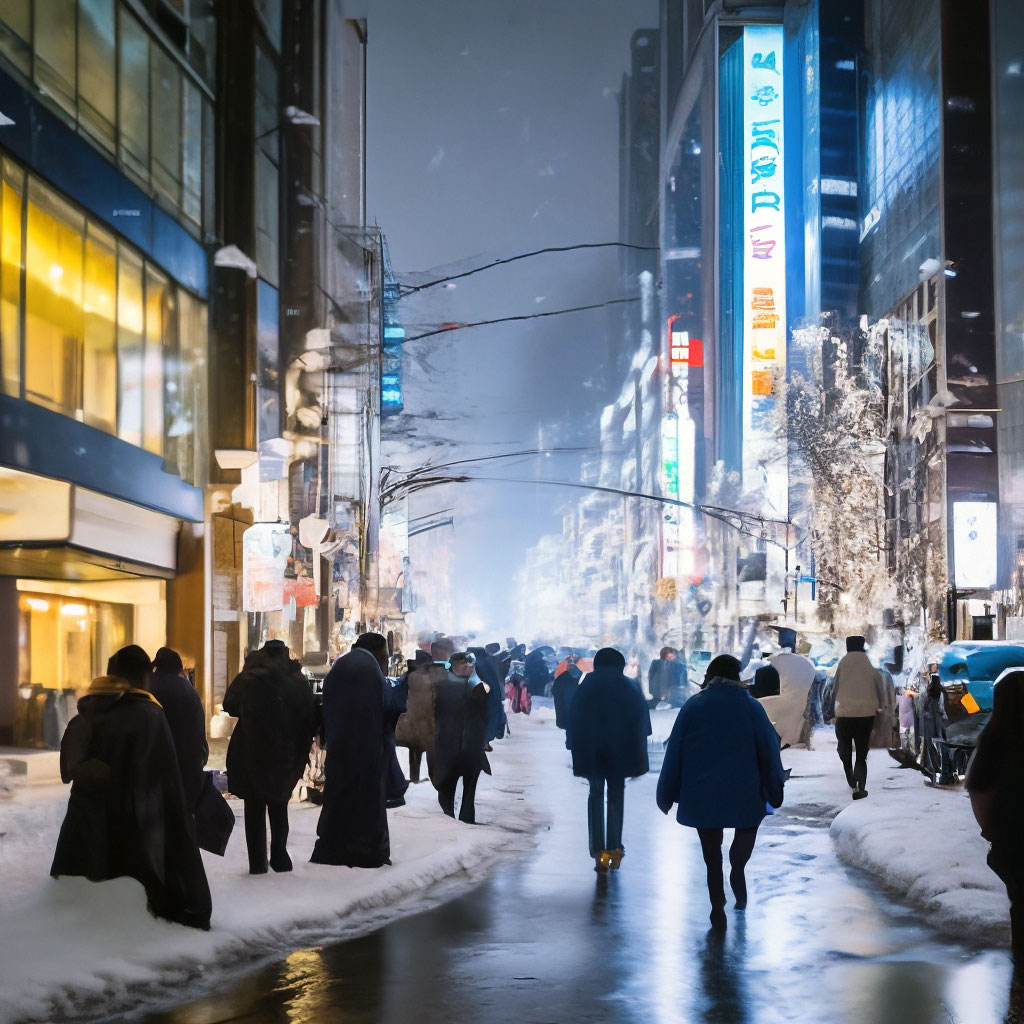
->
[1,159,24,396]
[117,245,145,447]
[83,224,117,432]
[24,180,84,417]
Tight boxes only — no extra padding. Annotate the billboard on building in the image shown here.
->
[953,501,998,589]
[742,25,787,519]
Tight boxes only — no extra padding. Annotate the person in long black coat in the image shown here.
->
[51,673,212,930]
[568,647,652,872]
[149,647,208,811]
[311,633,393,867]
[223,640,315,874]
[552,658,582,748]
[524,647,553,697]
[469,644,505,744]
[432,652,491,823]
[967,669,1024,959]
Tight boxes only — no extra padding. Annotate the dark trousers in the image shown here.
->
[587,775,625,856]
[697,826,759,909]
[835,715,875,789]
[436,769,480,824]
[243,799,290,873]
[408,748,435,784]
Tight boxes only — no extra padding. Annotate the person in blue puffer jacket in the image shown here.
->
[656,654,786,930]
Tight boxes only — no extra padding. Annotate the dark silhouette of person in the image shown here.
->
[311,633,393,867]
[223,640,315,874]
[52,646,211,930]
[149,647,208,810]
[568,647,652,872]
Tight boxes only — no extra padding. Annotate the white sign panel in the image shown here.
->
[953,501,997,589]
[742,25,787,518]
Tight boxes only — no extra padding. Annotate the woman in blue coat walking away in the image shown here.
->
[656,654,786,929]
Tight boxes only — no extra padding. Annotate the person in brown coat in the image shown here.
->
[395,637,452,782]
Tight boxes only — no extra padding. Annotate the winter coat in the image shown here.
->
[648,658,685,703]
[148,671,208,810]
[568,666,651,780]
[870,670,898,748]
[898,692,916,730]
[656,677,786,830]
[395,663,444,754]
[469,647,506,742]
[223,649,316,803]
[311,648,391,867]
[524,649,553,696]
[919,689,948,775]
[51,679,212,930]
[432,673,490,783]
[966,672,1024,878]
[552,668,580,733]
[831,651,886,719]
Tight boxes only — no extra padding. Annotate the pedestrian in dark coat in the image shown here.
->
[648,647,685,705]
[469,645,505,744]
[657,654,786,929]
[51,672,212,930]
[919,674,948,779]
[966,669,1024,960]
[524,648,553,697]
[568,647,652,872]
[149,647,208,811]
[552,659,581,748]
[223,640,315,874]
[311,633,393,867]
[432,652,491,823]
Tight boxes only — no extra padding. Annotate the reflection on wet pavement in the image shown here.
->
[135,722,1015,1024]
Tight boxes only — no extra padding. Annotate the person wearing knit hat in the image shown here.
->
[832,635,887,799]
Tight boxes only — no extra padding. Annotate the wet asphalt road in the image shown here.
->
[136,720,1017,1024]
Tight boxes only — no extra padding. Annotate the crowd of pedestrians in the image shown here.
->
[45,626,1024,958]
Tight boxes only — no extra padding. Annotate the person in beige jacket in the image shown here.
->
[832,635,887,799]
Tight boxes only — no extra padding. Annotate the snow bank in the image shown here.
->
[781,728,1011,945]
[0,716,550,1024]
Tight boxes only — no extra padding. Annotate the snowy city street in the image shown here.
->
[2,0,1024,1020]
[0,708,1018,1023]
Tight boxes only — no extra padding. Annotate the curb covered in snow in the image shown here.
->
[0,715,551,1024]
[781,728,1011,946]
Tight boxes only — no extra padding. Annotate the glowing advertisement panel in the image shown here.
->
[742,25,787,517]
[953,501,997,589]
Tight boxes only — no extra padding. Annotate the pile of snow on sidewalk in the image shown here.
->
[0,714,548,1024]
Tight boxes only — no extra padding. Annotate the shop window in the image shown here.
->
[24,179,84,416]
[150,43,182,204]
[33,0,76,118]
[77,0,116,149]
[82,222,117,431]
[0,158,24,396]
[171,287,206,485]
[117,244,144,446]
[118,13,150,181]
[0,0,31,74]
[143,264,170,455]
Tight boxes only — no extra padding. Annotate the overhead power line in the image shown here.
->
[398,242,659,296]
[403,296,639,344]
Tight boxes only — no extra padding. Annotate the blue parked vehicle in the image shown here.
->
[937,641,1024,751]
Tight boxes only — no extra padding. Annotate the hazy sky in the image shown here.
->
[367,0,658,636]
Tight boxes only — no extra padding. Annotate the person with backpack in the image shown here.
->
[656,654,786,930]
[568,647,652,872]
[223,640,316,874]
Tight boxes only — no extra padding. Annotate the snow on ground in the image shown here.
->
[777,726,1011,946]
[0,711,550,1024]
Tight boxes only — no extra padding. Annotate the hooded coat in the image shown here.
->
[148,671,208,810]
[568,666,652,779]
[524,649,553,696]
[552,667,580,747]
[223,646,315,803]
[311,648,391,867]
[656,677,786,829]
[51,680,212,929]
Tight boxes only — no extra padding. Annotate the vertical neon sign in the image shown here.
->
[742,25,787,517]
